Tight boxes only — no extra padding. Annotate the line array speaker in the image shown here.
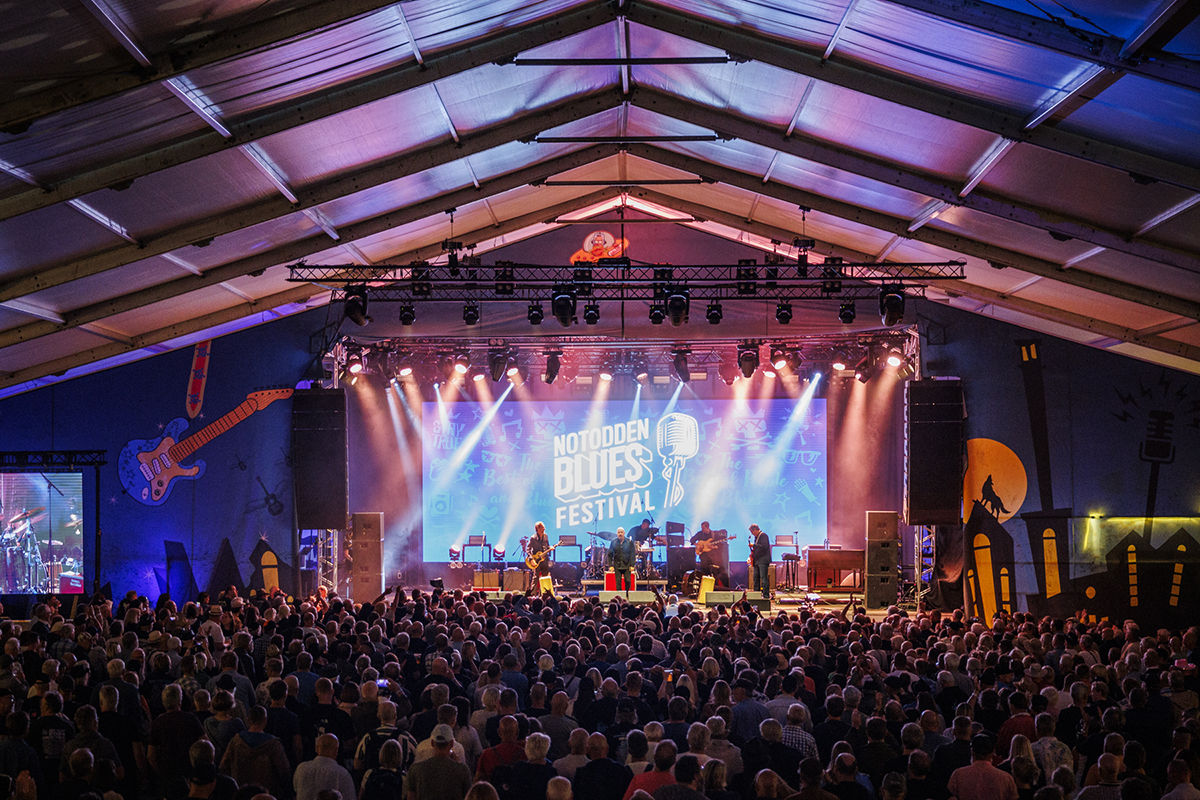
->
[906,381,965,526]
[292,388,348,530]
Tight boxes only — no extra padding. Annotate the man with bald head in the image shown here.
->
[476,715,526,782]
[293,734,356,800]
[575,732,634,800]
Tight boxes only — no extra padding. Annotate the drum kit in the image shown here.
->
[1,507,77,593]
[583,530,665,580]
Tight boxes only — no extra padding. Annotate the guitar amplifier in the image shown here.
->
[473,570,499,589]
[502,569,529,592]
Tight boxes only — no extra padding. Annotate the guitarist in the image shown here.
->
[528,522,552,581]
[690,521,730,589]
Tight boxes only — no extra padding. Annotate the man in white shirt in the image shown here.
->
[294,734,356,800]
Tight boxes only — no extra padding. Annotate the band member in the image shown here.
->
[608,527,636,591]
[528,522,552,578]
[750,523,772,596]
[690,521,730,589]
[632,518,657,544]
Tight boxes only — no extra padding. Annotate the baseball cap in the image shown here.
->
[432,724,455,745]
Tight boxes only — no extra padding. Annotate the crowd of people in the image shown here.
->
[0,585,1196,800]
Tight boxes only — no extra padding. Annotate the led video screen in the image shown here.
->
[0,472,85,594]
[421,395,826,563]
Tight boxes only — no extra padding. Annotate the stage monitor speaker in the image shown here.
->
[599,590,657,604]
[292,388,348,530]
[705,591,769,611]
[473,570,499,589]
[865,540,898,575]
[502,569,529,592]
[907,381,965,526]
[865,573,896,609]
[666,546,696,590]
[866,511,900,541]
[351,512,383,602]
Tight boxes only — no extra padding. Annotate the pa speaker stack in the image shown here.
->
[865,511,899,609]
[906,381,965,526]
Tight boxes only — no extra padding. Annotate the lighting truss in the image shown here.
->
[288,260,964,303]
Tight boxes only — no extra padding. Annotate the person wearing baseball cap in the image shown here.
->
[404,724,471,800]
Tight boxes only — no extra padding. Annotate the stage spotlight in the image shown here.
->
[718,361,739,385]
[528,302,545,325]
[879,284,905,326]
[472,370,486,382]
[885,348,904,368]
[398,360,414,378]
[489,350,509,382]
[440,357,456,381]
[855,356,874,383]
[672,351,690,383]
[839,301,856,324]
[648,303,666,325]
[462,302,480,326]
[506,360,520,378]
[896,358,917,380]
[785,351,803,373]
[666,288,689,326]
[582,302,600,325]
[706,301,723,325]
[830,351,848,371]
[493,545,505,560]
[770,348,787,370]
[776,301,793,324]
[453,354,470,375]
[551,286,576,327]
[398,305,416,326]
[763,366,777,378]
[343,286,370,326]
[737,345,759,378]
[599,366,614,382]
[347,352,363,374]
[449,545,461,561]
[543,351,561,384]
[636,368,650,384]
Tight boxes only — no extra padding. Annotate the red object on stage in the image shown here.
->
[59,574,84,594]
[604,570,636,591]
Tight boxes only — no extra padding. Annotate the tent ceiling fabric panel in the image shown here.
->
[0,0,1198,394]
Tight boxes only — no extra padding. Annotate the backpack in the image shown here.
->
[361,768,405,800]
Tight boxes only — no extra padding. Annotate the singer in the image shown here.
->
[750,523,772,596]
[608,527,636,591]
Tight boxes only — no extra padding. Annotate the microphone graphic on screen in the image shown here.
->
[657,412,700,508]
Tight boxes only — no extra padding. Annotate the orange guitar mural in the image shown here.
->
[118,388,293,506]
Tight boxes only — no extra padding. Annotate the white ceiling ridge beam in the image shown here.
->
[625,142,1200,320]
[629,89,1200,271]
[0,0,411,132]
[1138,316,1197,336]
[0,1,619,222]
[77,0,153,66]
[341,242,373,265]
[219,282,256,302]
[624,3,1200,192]
[0,299,64,324]
[618,17,632,97]
[1121,0,1199,58]
[462,158,482,190]
[959,138,1015,196]
[163,79,234,139]
[1004,275,1043,294]
[874,236,903,262]
[1022,65,1117,129]
[0,285,324,392]
[906,200,948,232]
[875,0,1200,93]
[160,253,203,275]
[1134,193,1200,236]
[1061,246,1106,268]
[0,158,45,190]
[431,85,460,143]
[241,144,299,203]
[784,79,816,138]
[761,153,781,184]
[394,3,424,65]
[0,90,623,304]
[78,322,133,345]
[66,199,138,244]
[482,198,502,228]
[824,0,862,60]
[302,208,341,241]
[0,144,620,352]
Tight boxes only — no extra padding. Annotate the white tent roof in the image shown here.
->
[1,0,1198,396]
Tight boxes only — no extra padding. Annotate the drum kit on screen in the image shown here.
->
[1,507,81,593]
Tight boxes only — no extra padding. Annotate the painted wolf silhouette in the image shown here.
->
[980,474,1009,516]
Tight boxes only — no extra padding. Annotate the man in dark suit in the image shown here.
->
[750,524,772,596]
[930,716,973,785]
[608,528,636,591]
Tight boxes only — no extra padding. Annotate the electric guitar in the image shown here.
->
[695,531,730,556]
[119,388,294,506]
[525,543,560,570]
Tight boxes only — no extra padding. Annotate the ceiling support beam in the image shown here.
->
[0,146,619,352]
[0,0,617,222]
[625,2,1200,192]
[0,285,324,391]
[0,91,622,304]
[624,187,1200,366]
[0,0,426,133]
[1121,0,1200,57]
[630,89,1200,271]
[877,0,1200,93]
[627,143,1200,320]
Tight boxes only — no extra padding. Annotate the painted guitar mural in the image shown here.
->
[118,388,294,506]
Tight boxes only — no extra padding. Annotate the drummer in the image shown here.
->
[631,518,658,545]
